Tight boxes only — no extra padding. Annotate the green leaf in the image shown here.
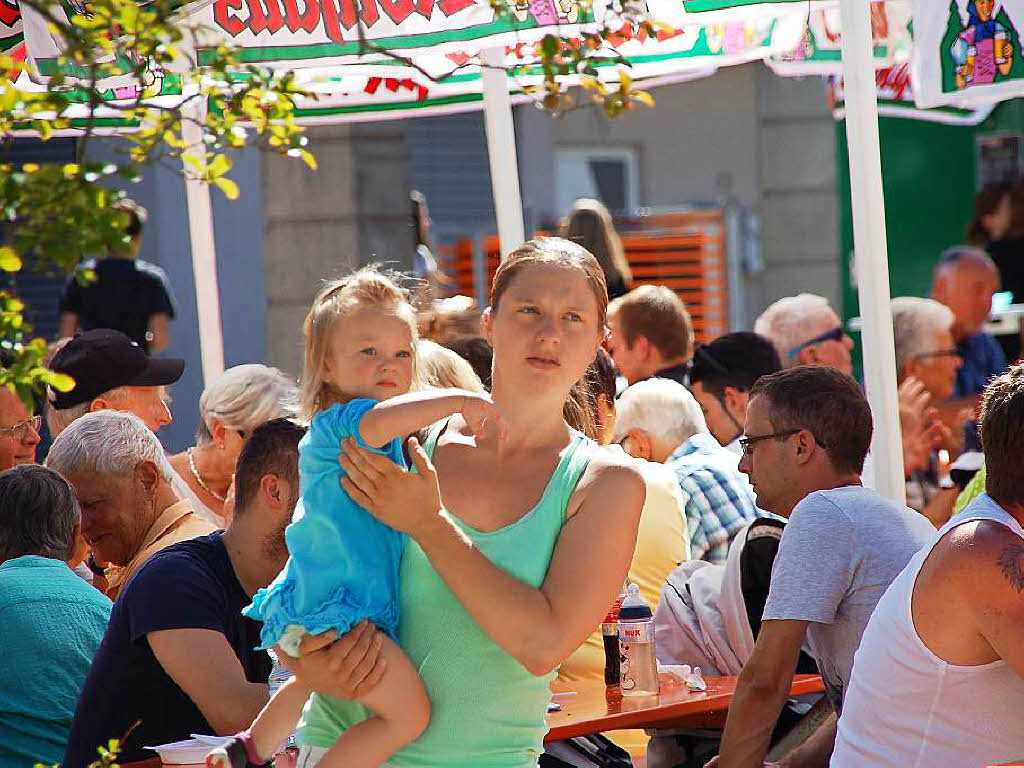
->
[213,176,239,200]
[0,247,22,272]
[208,154,232,178]
[40,371,75,392]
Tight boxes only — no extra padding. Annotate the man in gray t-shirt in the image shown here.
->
[710,367,933,768]
[763,486,934,712]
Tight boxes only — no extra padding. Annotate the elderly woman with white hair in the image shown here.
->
[890,297,964,525]
[168,364,297,526]
[613,377,758,564]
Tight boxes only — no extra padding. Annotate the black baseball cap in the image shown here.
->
[49,329,185,410]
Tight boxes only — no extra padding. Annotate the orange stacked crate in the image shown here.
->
[438,210,729,343]
[617,211,729,343]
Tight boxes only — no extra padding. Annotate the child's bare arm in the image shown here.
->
[359,390,501,448]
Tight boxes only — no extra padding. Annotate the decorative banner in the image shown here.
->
[16,0,804,96]
[1,0,23,55]
[768,0,912,76]
[675,0,835,24]
[831,61,995,125]
[912,0,1024,108]
[9,62,718,135]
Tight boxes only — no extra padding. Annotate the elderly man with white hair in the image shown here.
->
[614,378,758,563]
[755,293,855,376]
[168,364,298,526]
[891,297,964,525]
[46,410,214,600]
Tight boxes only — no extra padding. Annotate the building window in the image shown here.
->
[555,146,640,216]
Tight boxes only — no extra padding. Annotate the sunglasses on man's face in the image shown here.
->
[785,326,845,358]
[912,348,961,362]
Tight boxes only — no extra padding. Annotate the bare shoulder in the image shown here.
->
[941,520,1024,596]
[567,448,645,521]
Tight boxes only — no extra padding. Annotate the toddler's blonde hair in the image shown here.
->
[301,266,419,421]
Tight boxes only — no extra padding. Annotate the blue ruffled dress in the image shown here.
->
[244,399,406,655]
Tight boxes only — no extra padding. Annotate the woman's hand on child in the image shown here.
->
[275,621,386,700]
[340,435,444,539]
[461,394,508,446]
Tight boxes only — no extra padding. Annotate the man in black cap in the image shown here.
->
[47,329,185,438]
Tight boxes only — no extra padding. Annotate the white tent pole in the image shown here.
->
[838,0,904,505]
[181,101,226,385]
[481,47,526,258]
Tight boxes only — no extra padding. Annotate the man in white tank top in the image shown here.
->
[833,363,1024,767]
[709,367,934,768]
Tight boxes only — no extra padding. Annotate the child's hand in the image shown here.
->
[462,394,508,445]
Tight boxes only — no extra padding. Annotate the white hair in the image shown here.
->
[45,409,174,483]
[612,377,708,448]
[45,385,136,438]
[197,364,298,444]
[754,293,834,368]
[891,297,955,375]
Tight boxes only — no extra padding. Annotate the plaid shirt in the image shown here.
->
[667,432,759,563]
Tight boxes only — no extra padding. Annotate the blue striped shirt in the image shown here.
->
[667,433,759,563]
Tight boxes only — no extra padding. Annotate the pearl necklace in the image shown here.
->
[187,448,226,502]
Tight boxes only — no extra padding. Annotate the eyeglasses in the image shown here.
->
[0,415,42,440]
[738,428,827,458]
[912,348,961,361]
[785,327,845,358]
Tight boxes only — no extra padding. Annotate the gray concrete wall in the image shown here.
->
[86,139,267,454]
[516,65,762,223]
[751,68,839,323]
[262,122,412,378]
[514,63,840,330]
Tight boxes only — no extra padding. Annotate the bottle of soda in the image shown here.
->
[601,584,626,687]
[618,583,658,697]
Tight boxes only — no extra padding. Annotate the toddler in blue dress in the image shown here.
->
[208,268,504,768]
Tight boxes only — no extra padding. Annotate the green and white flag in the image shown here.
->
[674,0,834,23]
[912,0,1024,108]
[13,0,806,133]
[768,1,911,76]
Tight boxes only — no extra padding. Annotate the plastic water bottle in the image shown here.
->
[618,583,658,697]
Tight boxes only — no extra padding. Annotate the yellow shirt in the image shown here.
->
[557,451,690,756]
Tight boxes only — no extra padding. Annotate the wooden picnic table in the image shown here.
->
[124,674,823,767]
[545,673,824,742]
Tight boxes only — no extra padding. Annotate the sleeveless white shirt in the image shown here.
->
[832,494,1024,768]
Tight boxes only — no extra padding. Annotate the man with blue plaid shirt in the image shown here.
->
[614,377,759,563]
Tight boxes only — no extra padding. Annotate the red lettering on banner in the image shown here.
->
[248,0,284,33]
[378,0,414,24]
[214,0,246,35]
[0,0,19,27]
[213,0,478,39]
[283,0,320,32]
[360,0,379,27]
[875,63,910,101]
[319,0,358,40]
[437,0,473,16]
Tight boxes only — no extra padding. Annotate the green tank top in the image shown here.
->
[296,423,595,767]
